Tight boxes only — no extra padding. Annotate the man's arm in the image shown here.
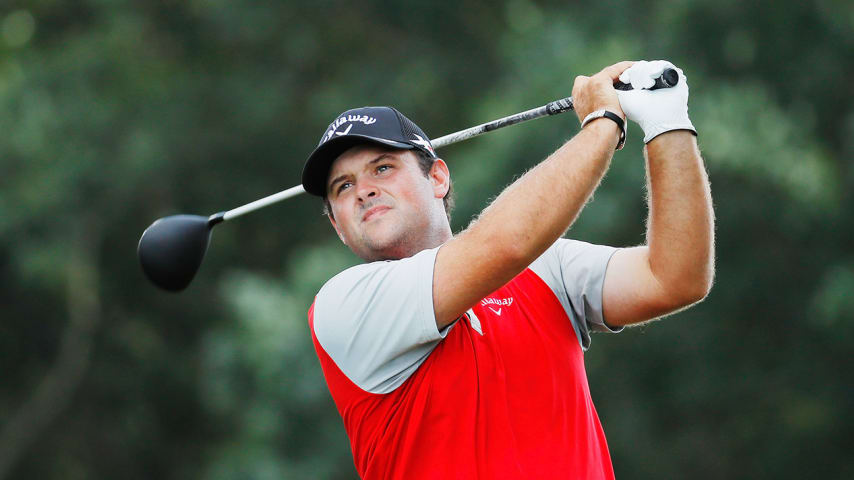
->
[599,61,715,326]
[432,62,633,329]
[602,131,714,326]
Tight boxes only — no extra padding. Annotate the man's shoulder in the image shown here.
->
[322,260,386,288]
[533,238,618,268]
[317,258,395,299]
[317,246,441,301]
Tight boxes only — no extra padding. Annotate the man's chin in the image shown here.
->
[358,242,403,261]
[355,231,411,261]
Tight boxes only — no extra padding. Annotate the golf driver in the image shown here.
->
[138,69,679,291]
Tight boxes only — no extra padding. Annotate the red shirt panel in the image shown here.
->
[309,267,614,479]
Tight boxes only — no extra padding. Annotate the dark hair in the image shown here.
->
[322,149,454,222]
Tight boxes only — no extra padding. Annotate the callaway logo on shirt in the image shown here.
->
[481,296,514,315]
[466,296,515,335]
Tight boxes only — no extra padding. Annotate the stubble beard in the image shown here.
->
[355,209,430,262]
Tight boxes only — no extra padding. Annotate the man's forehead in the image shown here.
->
[328,146,412,177]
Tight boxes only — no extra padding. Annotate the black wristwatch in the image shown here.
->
[580,109,626,150]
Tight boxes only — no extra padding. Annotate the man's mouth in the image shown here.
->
[362,205,390,222]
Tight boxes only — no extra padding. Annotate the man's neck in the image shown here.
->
[360,223,452,262]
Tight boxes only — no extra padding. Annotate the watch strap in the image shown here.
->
[581,109,626,150]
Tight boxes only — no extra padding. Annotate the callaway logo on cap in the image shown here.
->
[301,106,437,196]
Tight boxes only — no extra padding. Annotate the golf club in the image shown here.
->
[138,69,679,291]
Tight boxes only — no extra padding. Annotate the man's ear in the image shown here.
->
[429,158,451,199]
[328,214,347,245]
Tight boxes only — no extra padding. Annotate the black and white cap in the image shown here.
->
[301,106,437,196]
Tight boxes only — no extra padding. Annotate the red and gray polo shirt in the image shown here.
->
[308,239,621,479]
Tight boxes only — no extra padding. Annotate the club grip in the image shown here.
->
[614,67,679,91]
[545,97,574,115]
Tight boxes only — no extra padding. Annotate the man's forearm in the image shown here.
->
[432,61,633,327]
[432,121,620,327]
[471,120,619,266]
[645,131,715,301]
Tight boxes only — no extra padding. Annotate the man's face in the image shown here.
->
[325,145,450,261]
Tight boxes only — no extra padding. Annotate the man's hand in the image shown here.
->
[571,61,633,123]
[616,60,697,143]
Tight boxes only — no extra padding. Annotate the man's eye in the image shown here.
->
[338,182,352,193]
[377,164,392,173]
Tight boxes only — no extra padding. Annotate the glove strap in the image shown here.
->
[581,109,626,150]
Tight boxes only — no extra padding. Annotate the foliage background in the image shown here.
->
[1,0,852,478]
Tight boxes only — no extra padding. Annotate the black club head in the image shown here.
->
[138,215,213,291]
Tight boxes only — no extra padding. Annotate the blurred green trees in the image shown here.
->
[1,0,852,478]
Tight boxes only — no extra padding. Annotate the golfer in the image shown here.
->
[300,60,714,479]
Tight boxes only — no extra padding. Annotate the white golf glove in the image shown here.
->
[616,60,696,143]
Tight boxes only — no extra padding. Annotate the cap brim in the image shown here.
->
[301,135,413,196]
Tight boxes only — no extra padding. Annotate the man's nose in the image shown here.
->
[356,180,379,202]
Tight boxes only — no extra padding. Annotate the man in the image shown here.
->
[301,60,714,479]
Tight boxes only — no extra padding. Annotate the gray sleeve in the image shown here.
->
[312,246,448,394]
[529,239,621,350]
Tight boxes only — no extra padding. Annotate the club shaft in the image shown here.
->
[220,184,306,222]
[218,96,576,222]
[432,96,574,148]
